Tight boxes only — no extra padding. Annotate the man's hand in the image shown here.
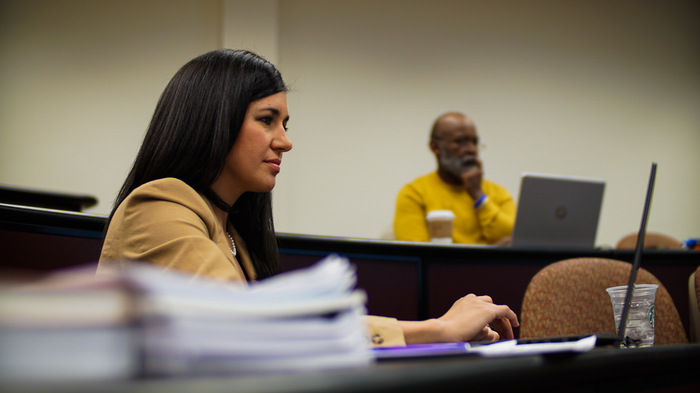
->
[460,157,484,201]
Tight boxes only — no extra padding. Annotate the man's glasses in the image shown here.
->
[433,137,486,150]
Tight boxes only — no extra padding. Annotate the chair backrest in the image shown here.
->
[616,232,683,250]
[520,257,687,345]
[689,266,700,343]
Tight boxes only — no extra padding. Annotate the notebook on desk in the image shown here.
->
[510,173,605,249]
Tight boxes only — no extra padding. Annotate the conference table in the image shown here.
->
[2,344,699,392]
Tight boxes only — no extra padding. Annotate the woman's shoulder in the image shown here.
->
[131,177,195,195]
[122,178,213,217]
[129,178,198,200]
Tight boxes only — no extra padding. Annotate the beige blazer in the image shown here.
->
[98,177,254,281]
[98,178,405,346]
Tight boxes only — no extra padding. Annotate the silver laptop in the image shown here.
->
[510,173,605,249]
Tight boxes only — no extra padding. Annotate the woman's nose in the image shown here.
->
[274,127,293,152]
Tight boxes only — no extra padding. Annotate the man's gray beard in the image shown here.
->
[439,147,471,177]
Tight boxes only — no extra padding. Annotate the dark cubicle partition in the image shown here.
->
[0,203,105,273]
[0,185,98,212]
[2,202,699,338]
[276,233,700,339]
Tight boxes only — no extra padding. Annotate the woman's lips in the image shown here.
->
[266,159,281,172]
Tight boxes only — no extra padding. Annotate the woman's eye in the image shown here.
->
[259,117,272,125]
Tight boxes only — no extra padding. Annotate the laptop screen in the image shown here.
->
[511,173,605,249]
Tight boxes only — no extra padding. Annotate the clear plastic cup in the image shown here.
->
[606,284,658,348]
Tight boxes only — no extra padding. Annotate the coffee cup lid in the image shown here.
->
[426,210,455,220]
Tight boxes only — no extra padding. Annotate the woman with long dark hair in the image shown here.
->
[98,49,518,346]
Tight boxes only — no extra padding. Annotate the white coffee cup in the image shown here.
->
[426,210,455,244]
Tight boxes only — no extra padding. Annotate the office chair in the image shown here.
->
[616,232,683,250]
[520,258,687,345]
[689,266,700,343]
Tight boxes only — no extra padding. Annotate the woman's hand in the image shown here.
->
[399,294,519,344]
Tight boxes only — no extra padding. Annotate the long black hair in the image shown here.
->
[107,49,287,279]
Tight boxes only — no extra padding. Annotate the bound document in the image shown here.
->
[0,255,372,382]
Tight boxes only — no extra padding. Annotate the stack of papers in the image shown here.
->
[0,267,139,383]
[0,255,373,382]
[131,255,373,376]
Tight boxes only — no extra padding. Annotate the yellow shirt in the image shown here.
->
[394,171,515,245]
[98,178,405,346]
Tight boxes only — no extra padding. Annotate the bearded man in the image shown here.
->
[393,112,515,245]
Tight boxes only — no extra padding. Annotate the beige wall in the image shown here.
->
[1,0,698,247]
[0,0,222,211]
[222,0,278,63]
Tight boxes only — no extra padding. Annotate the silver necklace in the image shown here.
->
[226,232,237,257]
